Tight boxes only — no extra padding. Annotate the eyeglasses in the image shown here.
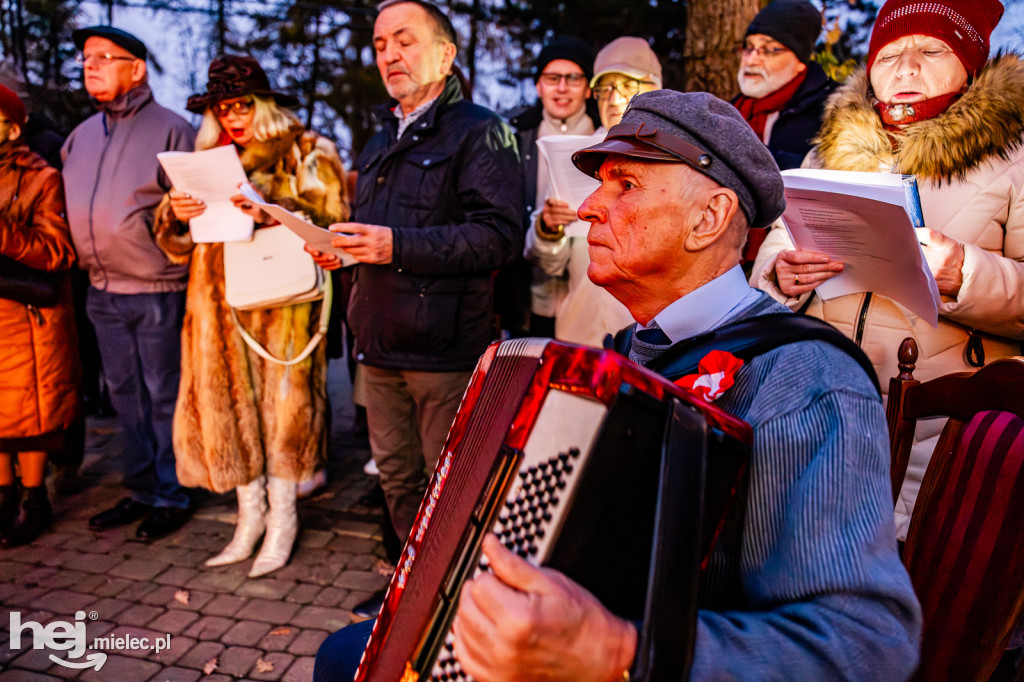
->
[75,52,137,66]
[538,72,588,87]
[212,99,254,117]
[735,43,790,59]
[592,78,653,101]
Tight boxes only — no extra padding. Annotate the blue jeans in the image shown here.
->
[86,287,190,509]
[314,619,374,681]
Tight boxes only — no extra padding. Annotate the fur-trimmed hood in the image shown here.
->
[814,53,1024,182]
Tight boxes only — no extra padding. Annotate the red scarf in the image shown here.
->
[733,70,808,141]
[873,90,965,132]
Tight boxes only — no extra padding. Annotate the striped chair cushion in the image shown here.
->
[903,409,1024,682]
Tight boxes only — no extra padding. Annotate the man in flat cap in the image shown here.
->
[451,91,921,680]
[733,0,836,171]
[62,26,196,539]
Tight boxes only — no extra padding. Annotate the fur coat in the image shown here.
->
[0,142,80,442]
[155,124,349,492]
[751,54,1024,537]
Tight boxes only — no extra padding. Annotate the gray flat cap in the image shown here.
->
[573,90,785,230]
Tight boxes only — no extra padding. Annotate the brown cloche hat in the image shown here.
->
[186,54,299,113]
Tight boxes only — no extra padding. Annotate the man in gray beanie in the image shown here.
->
[451,90,921,681]
[733,0,836,171]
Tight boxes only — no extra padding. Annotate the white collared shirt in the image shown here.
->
[641,265,763,343]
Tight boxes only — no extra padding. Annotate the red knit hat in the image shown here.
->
[0,84,27,126]
[867,0,1004,78]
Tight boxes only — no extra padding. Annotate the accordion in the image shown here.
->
[355,338,752,681]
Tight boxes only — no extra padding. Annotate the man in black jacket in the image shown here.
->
[731,0,837,171]
[307,0,522,618]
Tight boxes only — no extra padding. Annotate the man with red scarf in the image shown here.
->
[732,0,836,171]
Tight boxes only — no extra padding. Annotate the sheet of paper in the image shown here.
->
[157,146,254,243]
[780,169,940,327]
[240,184,356,267]
[537,132,603,238]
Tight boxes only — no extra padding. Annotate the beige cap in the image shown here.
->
[590,36,663,89]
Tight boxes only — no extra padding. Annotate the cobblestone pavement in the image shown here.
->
[0,360,389,681]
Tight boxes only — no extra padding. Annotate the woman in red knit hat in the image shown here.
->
[752,0,1023,538]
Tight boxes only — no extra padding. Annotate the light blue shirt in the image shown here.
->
[641,265,763,343]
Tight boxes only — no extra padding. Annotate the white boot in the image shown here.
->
[248,476,297,578]
[206,476,267,567]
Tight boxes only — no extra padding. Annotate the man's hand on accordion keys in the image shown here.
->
[452,535,637,682]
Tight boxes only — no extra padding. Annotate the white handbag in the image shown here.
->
[223,225,330,366]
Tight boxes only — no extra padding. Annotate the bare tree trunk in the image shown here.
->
[682,0,760,99]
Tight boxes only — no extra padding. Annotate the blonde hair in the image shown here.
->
[194,94,301,150]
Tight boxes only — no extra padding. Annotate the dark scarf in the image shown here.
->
[734,70,808,140]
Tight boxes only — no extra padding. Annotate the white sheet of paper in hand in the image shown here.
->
[536,132,603,238]
[157,146,253,242]
[239,184,357,267]
[779,169,939,327]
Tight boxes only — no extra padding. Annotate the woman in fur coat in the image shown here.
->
[0,85,80,546]
[751,0,1024,538]
[155,55,349,576]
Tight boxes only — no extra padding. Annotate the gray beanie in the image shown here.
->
[572,90,785,230]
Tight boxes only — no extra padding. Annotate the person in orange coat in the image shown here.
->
[0,84,80,546]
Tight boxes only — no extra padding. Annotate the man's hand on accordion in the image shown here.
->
[453,535,637,681]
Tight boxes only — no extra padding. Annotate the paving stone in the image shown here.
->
[4,544,65,564]
[174,640,224,671]
[146,666,202,682]
[61,533,127,554]
[183,616,235,641]
[235,599,301,624]
[35,569,109,592]
[340,590,375,611]
[198,675,233,682]
[290,606,350,632]
[287,629,329,657]
[346,554,378,571]
[109,560,170,581]
[291,548,331,566]
[167,549,215,568]
[8,643,54,671]
[184,571,247,594]
[0,670,62,681]
[249,652,294,681]
[30,589,98,613]
[333,518,382,538]
[332,570,388,592]
[284,583,321,605]
[21,565,62,586]
[86,597,133,621]
[311,587,349,608]
[256,626,300,652]
[119,605,167,627]
[216,646,262,677]
[153,567,199,587]
[150,635,198,667]
[324,535,379,554]
[221,620,272,647]
[142,585,215,612]
[281,656,315,682]
[78,653,162,682]
[0,561,25,582]
[62,552,123,574]
[295,529,333,549]
[91,578,159,600]
[148,610,201,634]
[235,578,296,600]
[165,533,227,551]
[201,594,248,617]
[39,550,80,568]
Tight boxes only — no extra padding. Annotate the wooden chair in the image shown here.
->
[887,337,1024,682]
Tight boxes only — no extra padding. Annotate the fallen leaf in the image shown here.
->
[374,559,395,577]
[312,490,335,502]
[203,657,218,675]
[269,627,292,636]
[174,589,190,605]
[255,658,275,673]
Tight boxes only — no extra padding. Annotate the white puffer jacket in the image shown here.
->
[751,55,1024,538]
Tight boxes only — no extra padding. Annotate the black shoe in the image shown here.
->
[350,588,387,623]
[89,497,151,531]
[1,486,52,547]
[136,506,193,540]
